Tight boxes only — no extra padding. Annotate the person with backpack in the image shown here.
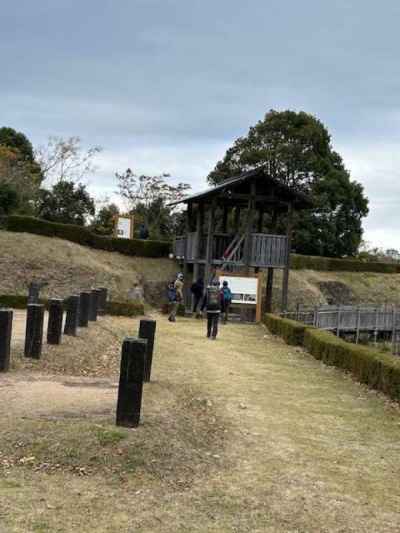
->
[168,272,184,322]
[220,280,232,324]
[201,280,223,339]
[190,277,204,316]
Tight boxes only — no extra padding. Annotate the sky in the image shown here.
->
[1,0,399,250]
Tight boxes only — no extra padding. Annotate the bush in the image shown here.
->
[105,301,144,317]
[265,313,400,402]
[0,294,31,309]
[264,313,307,345]
[5,215,170,258]
[291,253,400,274]
[0,294,144,317]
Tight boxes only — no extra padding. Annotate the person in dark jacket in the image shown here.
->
[190,277,204,315]
[139,223,149,240]
[201,280,222,339]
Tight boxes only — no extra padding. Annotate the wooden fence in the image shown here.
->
[282,304,400,355]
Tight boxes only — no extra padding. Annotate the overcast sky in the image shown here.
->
[1,0,399,249]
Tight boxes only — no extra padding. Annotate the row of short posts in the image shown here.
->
[0,288,108,371]
[116,319,156,428]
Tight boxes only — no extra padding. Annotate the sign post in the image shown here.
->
[114,214,135,240]
[218,271,263,322]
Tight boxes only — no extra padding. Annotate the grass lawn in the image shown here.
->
[1,313,400,532]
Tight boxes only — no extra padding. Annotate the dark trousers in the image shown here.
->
[193,294,202,313]
[207,312,219,338]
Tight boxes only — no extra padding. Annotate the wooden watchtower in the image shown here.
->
[171,167,312,312]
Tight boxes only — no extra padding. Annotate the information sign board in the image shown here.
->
[219,275,258,305]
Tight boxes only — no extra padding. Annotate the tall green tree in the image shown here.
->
[92,202,120,235]
[208,110,369,257]
[0,183,19,215]
[0,127,35,162]
[37,180,95,225]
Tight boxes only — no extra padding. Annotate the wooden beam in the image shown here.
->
[234,206,241,232]
[257,209,264,232]
[244,182,256,271]
[229,193,290,204]
[222,206,228,233]
[265,206,277,313]
[281,204,293,311]
[205,199,216,284]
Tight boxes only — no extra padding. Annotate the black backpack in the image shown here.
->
[206,286,220,311]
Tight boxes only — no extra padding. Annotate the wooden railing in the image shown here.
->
[174,232,289,268]
[250,234,288,268]
[283,305,400,332]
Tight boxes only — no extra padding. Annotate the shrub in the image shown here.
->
[5,215,170,258]
[291,253,400,274]
[0,294,144,317]
[0,294,31,309]
[105,301,144,317]
[264,313,307,345]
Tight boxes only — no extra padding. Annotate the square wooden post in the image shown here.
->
[205,199,216,284]
[281,204,293,312]
[244,181,256,272]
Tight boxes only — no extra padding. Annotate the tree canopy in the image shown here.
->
[0,127,43,214]
[37,180,95,226]
[0,127,35,162]
[208,110,369,257]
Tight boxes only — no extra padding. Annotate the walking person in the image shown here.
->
[168,272,184,322]
[220,280,232,324]
[201,280,222,339]
[190,277,204,317]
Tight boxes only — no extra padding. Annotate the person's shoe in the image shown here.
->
[211,336,217,340]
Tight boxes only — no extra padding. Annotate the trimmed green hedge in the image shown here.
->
[105,301,144,317]
[264,313,400,402]
[0,294,38,309]
[4,216,170,258]
[291,253,400,274]
[0,294,144,317]
[264,313,307,345]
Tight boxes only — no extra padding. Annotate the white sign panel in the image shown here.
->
[116,217,132,239]
[219,276,257,305]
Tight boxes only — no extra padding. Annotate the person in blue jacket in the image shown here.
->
[220,280,232,324]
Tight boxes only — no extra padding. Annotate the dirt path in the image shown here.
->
[1,315,400,532]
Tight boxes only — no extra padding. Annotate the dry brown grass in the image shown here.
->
[1,314,400,531]
[0,230,177,301]
[271,268,400,310]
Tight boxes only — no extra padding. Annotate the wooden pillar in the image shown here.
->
[139,319,157,383]
[89,289,99,321]
[97,287,108,315]
[257,209,264,233]
[265,269,274,313]
[281,204,293,311]
[265,208,278,313]
[64,295,80,336]
[116,337,146,428]
[79,291,91,327]
[244,182,256,272]
[193,204,202,284]
[24,304,44,359]
[234,206,241,233]
[222,206,228,233]
[47,298,64,345]
[205,200,216,284]
[0,309,12,372]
